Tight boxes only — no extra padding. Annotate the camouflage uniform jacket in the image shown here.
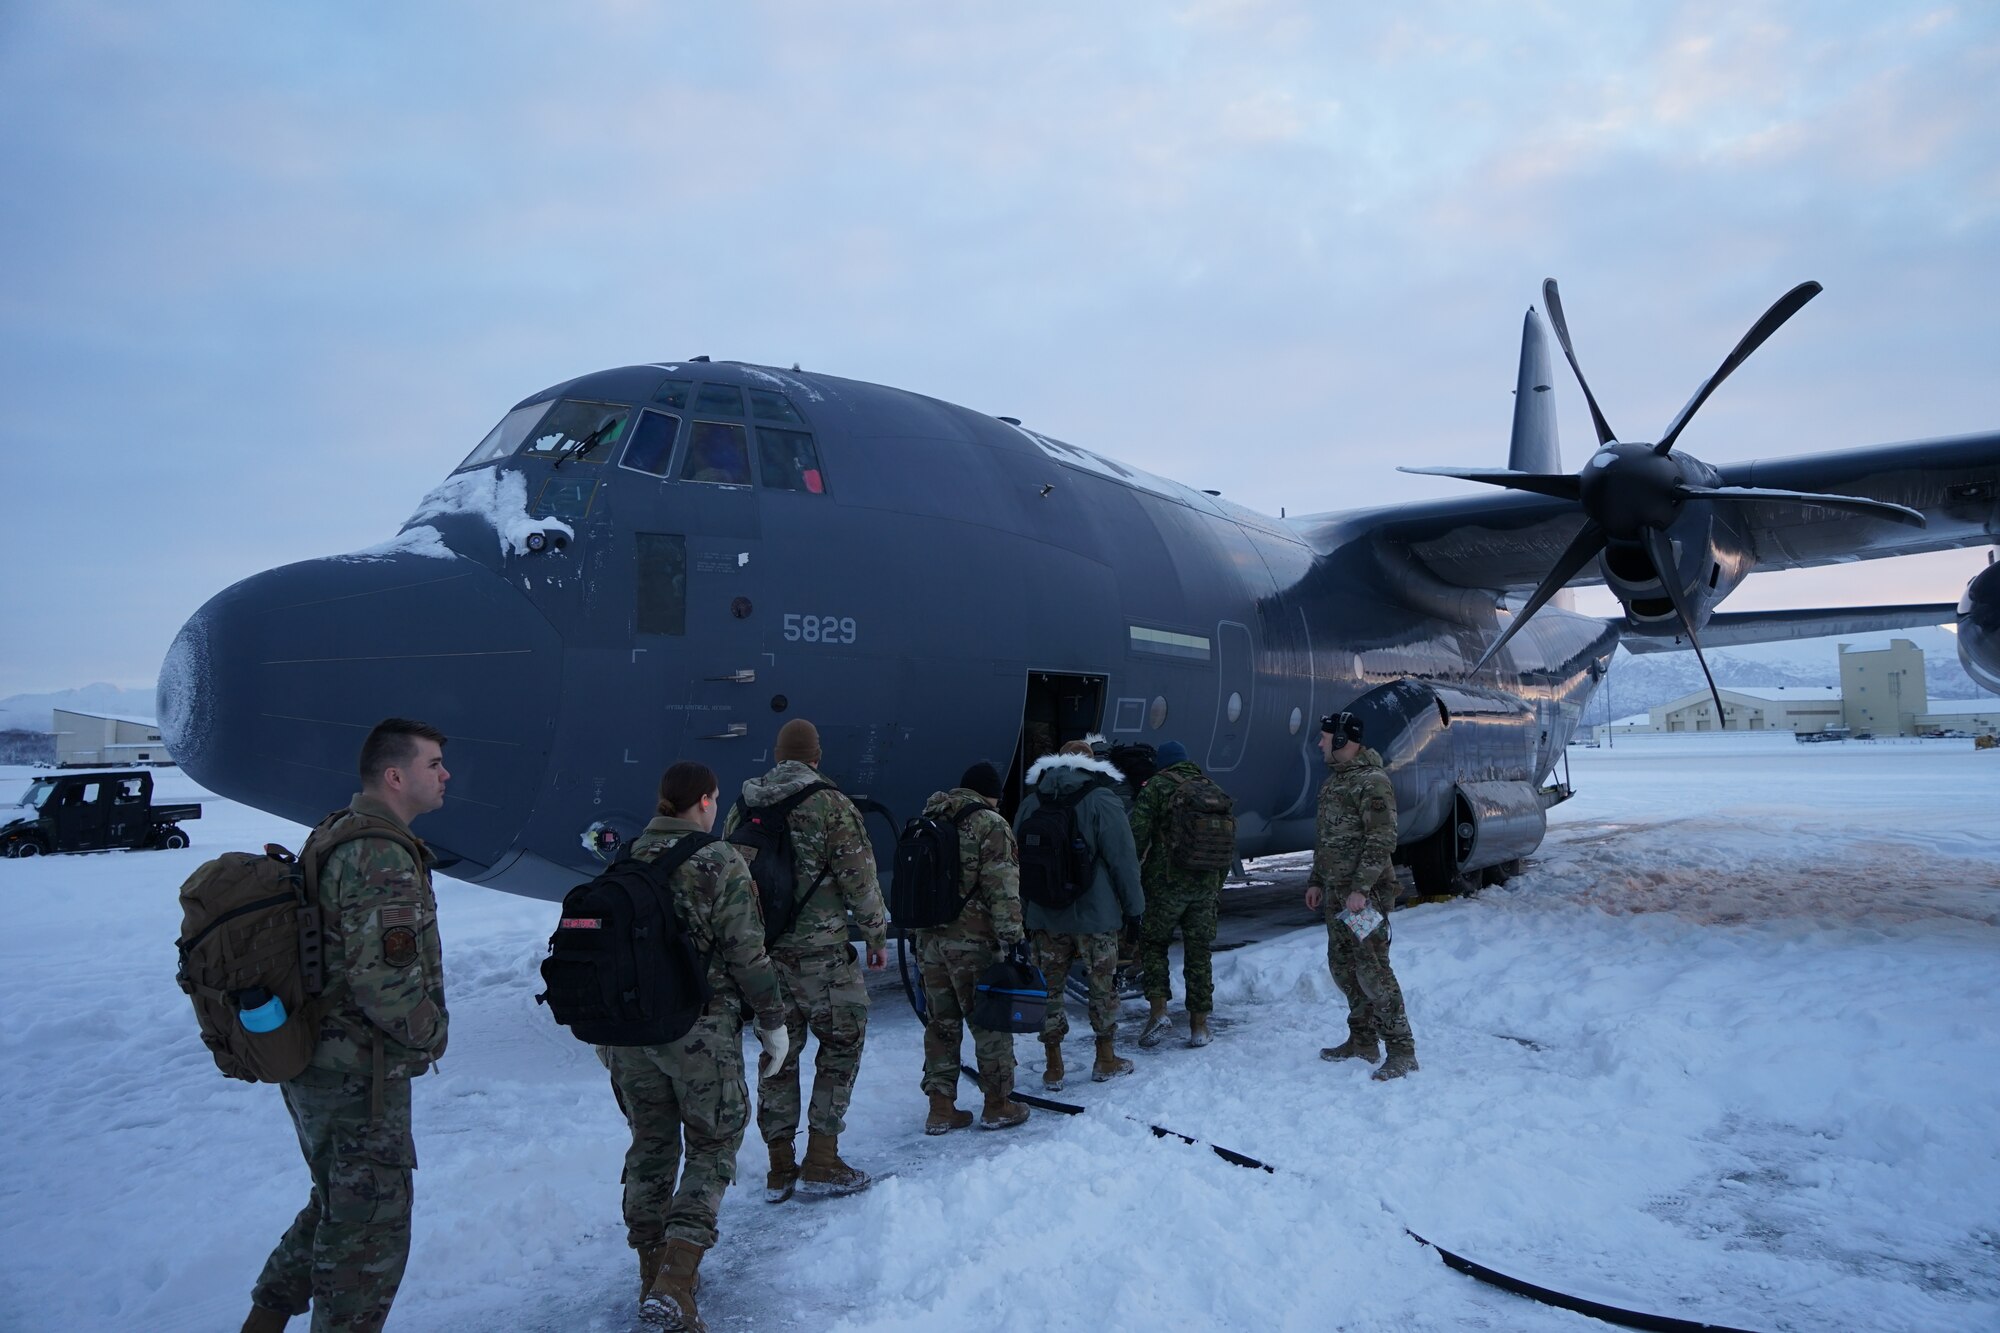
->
[727,760,888,952]
[919,787,1024,947]
[1308,746,1400,914]
[1127,760,1220,894]
[307,792,447,1079]
[628,815,786,1032]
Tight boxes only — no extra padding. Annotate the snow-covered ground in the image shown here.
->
[2,742,1997,1332]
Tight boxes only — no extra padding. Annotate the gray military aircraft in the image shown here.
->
[159,280,2000,897]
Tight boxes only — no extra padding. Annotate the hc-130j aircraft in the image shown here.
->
[159,281,2000,897]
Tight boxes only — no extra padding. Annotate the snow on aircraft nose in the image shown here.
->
[158,548,562,875]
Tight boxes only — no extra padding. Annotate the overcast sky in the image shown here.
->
[2,1,1995,697]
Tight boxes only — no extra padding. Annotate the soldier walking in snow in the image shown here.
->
[1305,712,1418,1081]
[1130,740,1234,1050]
[242,719,452,1333]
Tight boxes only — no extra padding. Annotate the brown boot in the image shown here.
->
[638,1243,667,1304]
[1187,1012,1212,1048]
[764,1136,798,1204]
[1091,1035,1134,1081]
[979,1083,1030,1130]
[640,1237,705,1331]
[1042,1039,1066,1090]
[1320,1034,1381,1063]
[1372,1050,1420,1081]
[800,1129,873,1195]
[240,1307,290,1333]
[925,1090,973,1135]
[1137,998,1173,1049]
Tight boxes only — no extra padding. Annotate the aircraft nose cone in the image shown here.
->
[160,550,563,873]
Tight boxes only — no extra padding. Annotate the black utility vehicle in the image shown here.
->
[1,771,201,857]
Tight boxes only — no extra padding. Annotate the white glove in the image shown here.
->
[755,1024,791,1077]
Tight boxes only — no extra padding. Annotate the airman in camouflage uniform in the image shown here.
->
[244,719,450,1333]
[725,719,888,1200]
[1305,712,1417,1081]
[916,762,1029,1133]
[1129,741,1226,1049]
[605,766,789,1333]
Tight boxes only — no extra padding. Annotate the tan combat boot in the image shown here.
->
[925,1090,973,1135]
[764,1136,799,1204]
[1042,1039,1065,1090]
[800,1130,873,1195]
[1372,1050,1420,1081]
[1187,1012,1212,1048]
[1091,1035,1134,1081]
[640,1237,706,1331]
[637,1243,668,1306]
[240,1306,290,1333]
[1320,1035,1381,1063]
[979,1082,1030,1130]
[1137,998,1173,1049]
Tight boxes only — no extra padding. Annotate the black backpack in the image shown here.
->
[536,834,715,1047]
[1109,742,1158,791]
[1017,784,1099,911]
[890,804,981,930]
[728,782,834,946]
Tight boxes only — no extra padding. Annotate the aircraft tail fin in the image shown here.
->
[1508,307,1561,475]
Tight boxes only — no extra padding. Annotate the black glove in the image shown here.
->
[1007,939,1032,967]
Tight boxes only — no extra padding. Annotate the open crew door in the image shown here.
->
[1002,671,1107,820]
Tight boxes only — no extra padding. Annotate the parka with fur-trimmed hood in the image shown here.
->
[1013,752,1146,936]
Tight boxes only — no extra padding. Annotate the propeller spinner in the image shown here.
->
[1401,278,1926,719]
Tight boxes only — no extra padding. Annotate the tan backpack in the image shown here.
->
[174,812,416,1083]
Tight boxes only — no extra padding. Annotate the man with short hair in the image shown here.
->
[726,718,888,1201]
[243,719,452,1333]
[916,761,1030,1133]
[1305,712,1417,1081]
[1130,740,1229,1050]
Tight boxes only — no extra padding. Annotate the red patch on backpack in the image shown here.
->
[560,917,603,930]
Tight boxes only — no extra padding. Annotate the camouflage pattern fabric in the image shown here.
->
[250,1067,414,1332]
[917,788,1024,947]
[605,1016,750,1250]
[1032,929,1122,1041]
[307,793,448,1079]
[758,944,870,1140]
[1310,747,1414,1058]
[727,760,888,953]
[1129,761,1226,1013]
[1307,747,1400,913]
[918,935,1016,1098]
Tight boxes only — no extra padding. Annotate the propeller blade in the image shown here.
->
[1680,484,1926,527]
[1541,279,1618,447]
[1470,520,1607,674]
[1654,281,1822,455]
[1641,526,1727,720]
[1397,467,1582,501]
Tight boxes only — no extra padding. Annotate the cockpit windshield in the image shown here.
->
[458,401,554,471]
[519,400,631,461]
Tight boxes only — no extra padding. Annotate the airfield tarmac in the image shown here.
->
[2,737,1997,1332]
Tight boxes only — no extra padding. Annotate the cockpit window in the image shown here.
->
[519,399,630,461]
[458,401,554,471]
[654,379,692,409]
[748,390,805,424]
[681,421,751,485]
[757,427,827,494]
[694,383,745,416]
[621,409,682,476]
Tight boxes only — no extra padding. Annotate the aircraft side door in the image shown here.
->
[1206,621,1255,773]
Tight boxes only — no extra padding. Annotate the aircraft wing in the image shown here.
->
[1617,602,1959,654]
[1320,431,2000,593]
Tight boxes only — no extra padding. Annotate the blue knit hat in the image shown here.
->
[1155,740,1189,767]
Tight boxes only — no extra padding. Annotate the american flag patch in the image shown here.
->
[380,905,417,927]
[560,917,603,930]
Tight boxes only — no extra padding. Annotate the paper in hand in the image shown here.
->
[1338,905,1383,940]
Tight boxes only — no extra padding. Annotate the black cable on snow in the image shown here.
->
[954,1065,1761,1331]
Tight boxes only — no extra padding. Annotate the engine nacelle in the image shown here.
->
[1959,559,2000,695]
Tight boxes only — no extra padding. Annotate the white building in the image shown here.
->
[53,709,172,767]
[1839,638,1926,736]
[1648,685,1845,735]
[1913,699,2000,738]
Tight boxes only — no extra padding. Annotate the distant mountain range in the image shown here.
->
[0,683,158,735]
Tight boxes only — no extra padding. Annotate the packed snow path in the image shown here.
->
[2,740,1997,1331]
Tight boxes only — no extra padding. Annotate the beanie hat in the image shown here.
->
[958,762,1003,800]
[1155,740,1189,767]
[774,718,821,765]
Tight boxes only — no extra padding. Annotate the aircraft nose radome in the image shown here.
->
[159,551,563,872]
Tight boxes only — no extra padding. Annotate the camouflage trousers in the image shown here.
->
[1137,876,1222,1013]
[1033,929,1121,1042]
[918,934,1016,1099]
[251,1067,414,1333]
[605,1013,751,1251]
[759,943,870,1142]
[1325,914,1414,1056]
